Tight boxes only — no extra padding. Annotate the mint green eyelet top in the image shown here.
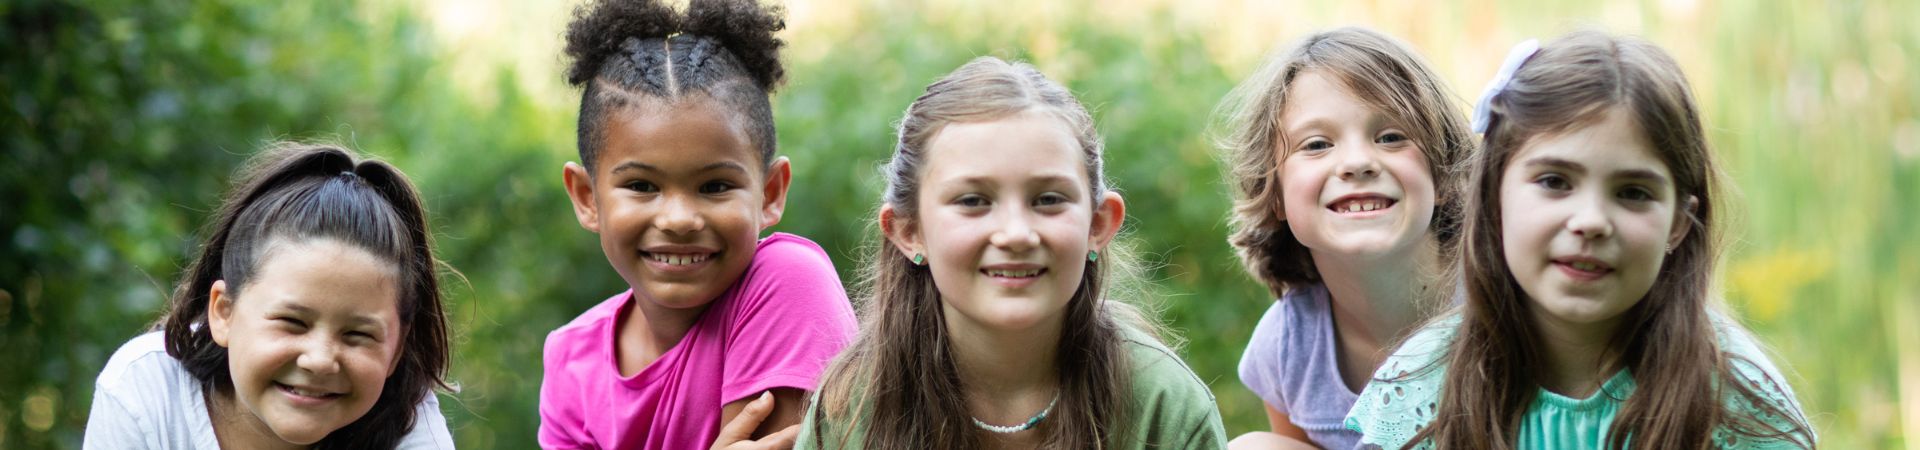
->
[1345,313,1816,449]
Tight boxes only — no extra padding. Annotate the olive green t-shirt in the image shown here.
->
[796,327,1228,449]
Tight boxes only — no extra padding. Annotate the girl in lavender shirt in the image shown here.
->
[1214,27,1472,450]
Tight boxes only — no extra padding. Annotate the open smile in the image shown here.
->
[980,265,1047,288]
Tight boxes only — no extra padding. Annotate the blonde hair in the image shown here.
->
[1215,27,1473,296]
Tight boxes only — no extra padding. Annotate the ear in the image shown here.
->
[759,156,793,231]
[879,204,923,263]
[1668,195,1699,251]
[563,162,602,233]
[1089,191,1127,251]
[208,280,234,348]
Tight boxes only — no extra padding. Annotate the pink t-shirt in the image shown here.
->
[538,233,857,450]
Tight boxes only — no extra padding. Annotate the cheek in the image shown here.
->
[1275,164,1323,220]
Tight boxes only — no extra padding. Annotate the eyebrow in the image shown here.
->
[608,161,749,176]
[1523,157,1670,185]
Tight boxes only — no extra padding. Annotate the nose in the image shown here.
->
[1566,195,1614,241]
[989,209,1040,252]
[1335,143,1382,181]
[654,193,706,234]
[296,336,342,376]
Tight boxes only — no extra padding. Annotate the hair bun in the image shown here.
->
[564,0,681,86]
[684,0,787,90]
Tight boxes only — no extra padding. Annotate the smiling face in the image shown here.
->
[207,238,403,445]
[564,99,788,311]
[889,110,1120,335]
[1273,70,1437,260]
[1499,106,1691,334]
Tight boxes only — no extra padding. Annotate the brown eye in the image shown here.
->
[1534,174,1572,191]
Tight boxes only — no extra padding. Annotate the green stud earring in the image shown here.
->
[1087,249,1099,262]
[912,253,926,265]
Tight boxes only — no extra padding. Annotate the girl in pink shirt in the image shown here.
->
[539,0,856,448]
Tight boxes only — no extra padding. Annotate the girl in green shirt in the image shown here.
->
[1346,30,1816,449]
[797,56,1227,449]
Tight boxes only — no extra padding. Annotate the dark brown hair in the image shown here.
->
[806,56,1159,449]
[158,142,451,449]
[1215,26,1474,297]
[563,0,786,172]
[1414,30,1814,449]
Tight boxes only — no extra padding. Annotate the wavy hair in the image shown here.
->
[1214,26,1473,297]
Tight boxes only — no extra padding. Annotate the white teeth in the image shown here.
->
[647,253,711,266]
[1339,199,1389,212]
[985,269,1042,277]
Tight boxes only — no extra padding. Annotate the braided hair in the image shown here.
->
[563,0,787,172]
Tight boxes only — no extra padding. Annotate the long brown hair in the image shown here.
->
[157,142,452,449]
[1415,30,1813,449]
[806,56,1157,449]
[1215,26,1473,298]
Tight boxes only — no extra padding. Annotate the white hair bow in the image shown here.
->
[1472,39,1541,133]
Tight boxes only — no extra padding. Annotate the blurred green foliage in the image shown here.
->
[4,0,1915,448]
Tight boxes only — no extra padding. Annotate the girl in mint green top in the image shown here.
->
[797,56,1227,449]
[1346,31,1815,449]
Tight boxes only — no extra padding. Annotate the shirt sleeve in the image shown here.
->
[719,236,858,404]
[538,332,594,450]
[1237,299,1291,411]
[82,387,155,450]
[395,393,458,449]
[1715,322,1818,449]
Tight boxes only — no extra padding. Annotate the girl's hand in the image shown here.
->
[712,391,799,450]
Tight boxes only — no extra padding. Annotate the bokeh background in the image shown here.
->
[5,0,1916,448]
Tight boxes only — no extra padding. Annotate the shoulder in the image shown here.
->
[750,232,836,269]
[1237,285,1324,400]
[1121,326,1226,429]
[88,332,209,448]
[542,291,628,377]
[727,232,852,316]
[1711,316,1817,447]
[545,291,628,349]
[96,332,199,401]
[1345,313,1459,450]
[394,393,457,450]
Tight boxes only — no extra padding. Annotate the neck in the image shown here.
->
[616,290,710,376]
[944,303,1063,428]
[1530,308,1624,398]
[206,385,307,450]
[1311,237,1441,391]
[1313,237,1439,349]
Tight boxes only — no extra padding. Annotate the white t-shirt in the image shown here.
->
[83,332,456,449]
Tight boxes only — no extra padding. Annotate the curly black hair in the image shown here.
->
[563,0,787,172]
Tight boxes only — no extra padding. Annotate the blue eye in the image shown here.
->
[1376,132,1408,144]
[956,194,989,208]
[1300,139,1333,152]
